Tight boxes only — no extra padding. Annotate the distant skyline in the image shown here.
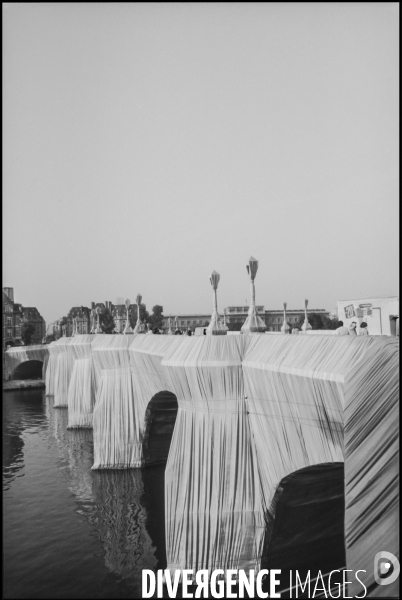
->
[3,3,399,326]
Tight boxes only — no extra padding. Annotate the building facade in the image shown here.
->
[225,305,265,329]
[3,288,46,375]
[3,288,46,347]
[22,307,46,344]
[264,308,330,332]
[225,305,330,331]
[66,306,92,336]
[337,296,399,336]
[161,313,211,333]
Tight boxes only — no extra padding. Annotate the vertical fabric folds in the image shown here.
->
[67,335,97,428]
[344,337,399,598]
[45,342,58,396]
[53,338,75,407]
[162,335,265,575]
[91,335,138,468]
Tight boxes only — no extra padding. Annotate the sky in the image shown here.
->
[3,3,399,326]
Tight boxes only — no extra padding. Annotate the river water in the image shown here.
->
[3,390,345,599]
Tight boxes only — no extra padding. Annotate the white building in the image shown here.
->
[337,296,399,336]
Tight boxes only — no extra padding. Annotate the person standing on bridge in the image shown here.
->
[358,322,369,335]
[336,321,350,335]
[349,321,357,335]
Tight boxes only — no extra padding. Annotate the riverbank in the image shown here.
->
[3,379,45,392]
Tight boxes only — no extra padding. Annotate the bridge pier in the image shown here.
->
[67,335,97,429]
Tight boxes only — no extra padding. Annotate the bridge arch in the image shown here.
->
[11,359,44,381]
[142,391,178,466]
[262,462,345,575]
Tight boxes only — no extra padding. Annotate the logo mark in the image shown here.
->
[374,552,400,586]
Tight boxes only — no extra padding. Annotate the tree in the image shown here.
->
[321,315,340,330]
[288,313,323,331]
[309,313,324,330]
[289,313,339,332]
[21,322,36,345]
[99,307,116,334]
[227,320,243,331]
[129,304,150,328]
[148,305,164,330]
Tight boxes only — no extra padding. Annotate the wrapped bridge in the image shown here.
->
[6,332,399,597]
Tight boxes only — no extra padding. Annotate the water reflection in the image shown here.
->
[92,470,158,578]
[46,399,159,581]
[3,391,47,491]
[4,391,164,598]
[4,390,346,599]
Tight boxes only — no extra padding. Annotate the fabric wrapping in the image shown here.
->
[343,337,399,598]
[36,330,398,583]
[128,335,183,466]
[241,335,365,533]
[42,352,49,380]
[161,335,266,576]
[91,335,137,469]
[159,333,398,580]
[91,334,182,469]
[4,344,49,380]
[45,342,58,396]
[53,337,75,407]
[67,335,97,429]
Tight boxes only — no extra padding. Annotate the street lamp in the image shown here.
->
[95,307,103,334]
[90,309,97,334]
[167,318,173,335]
[133,294,145,334]
[205,270,226,335]
[123,299,133,334]
[241,256,267,334]
[301,299,312,333]
[281,302,290,334]
[222,308,229,332]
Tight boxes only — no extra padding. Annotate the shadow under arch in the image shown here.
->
[261,462,345,584]
[11,360,44,380]
[142,391,178,466]
[140,391,178,571]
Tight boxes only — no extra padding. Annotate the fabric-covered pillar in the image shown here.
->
[53,337,75,407]
[67,334,97,429]
[163,334,265,576]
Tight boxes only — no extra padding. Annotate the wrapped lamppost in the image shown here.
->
[72,317,77,337]
[241,256,267,334]
[114,309,121,334]
[301,298,312,333]
[281,303,290,334]
[175,316,180,333]
[90,309,97,334]
[123,299,133,334]
[133,294,145,334]
[206,270,227,335]
[222,308,229,332]
[95,307,103,334]
[167,318,173,335]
